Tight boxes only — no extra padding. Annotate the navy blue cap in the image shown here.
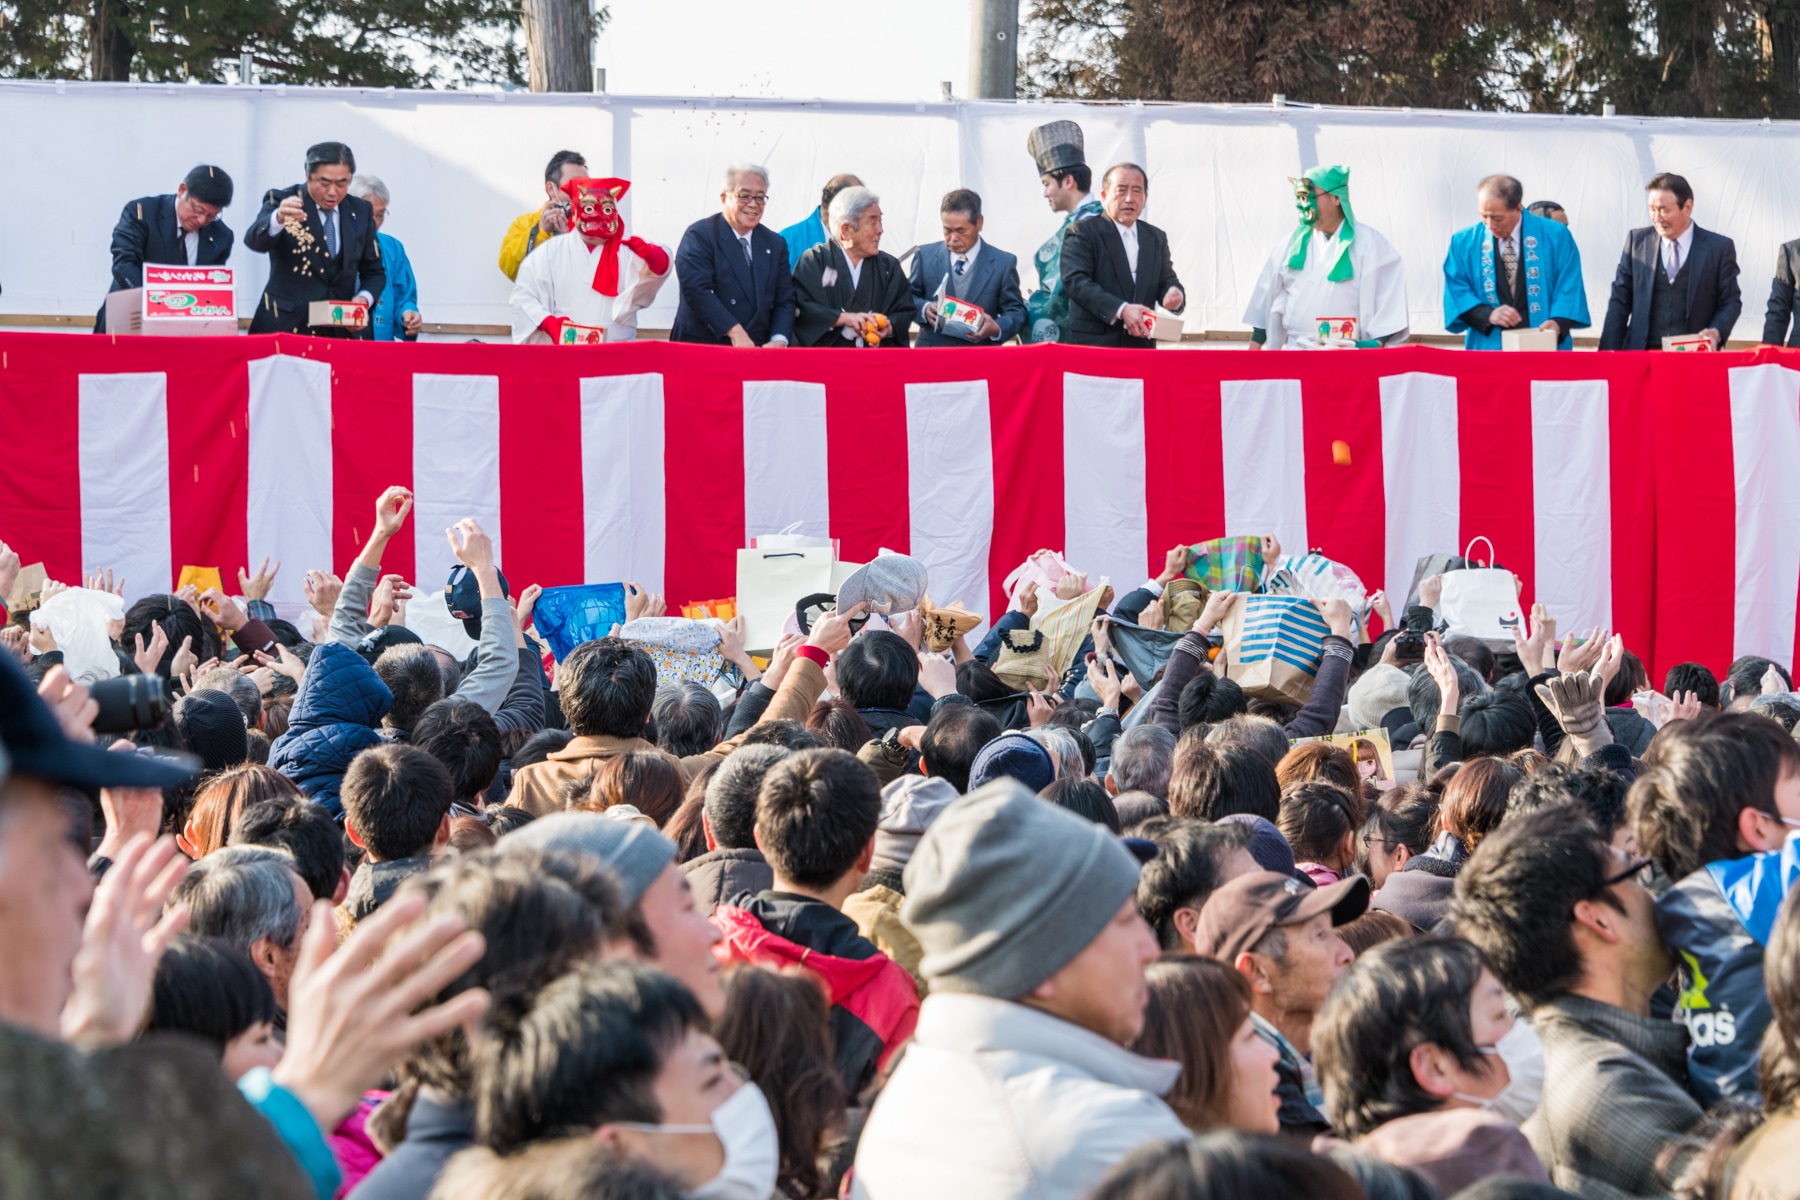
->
[968,731,1057,794]
[446,565,509,639]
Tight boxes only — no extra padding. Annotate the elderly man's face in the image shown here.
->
[1648,188,1693,241]
[722,174,768,232]
[1101,167,1147,225]
[0,777,95,1038]
[1479,189,1522,239]
[840,203,884,260]
[942,210,981,256]
[367,194,387,230]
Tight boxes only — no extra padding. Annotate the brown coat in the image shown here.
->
[509,659,829,816]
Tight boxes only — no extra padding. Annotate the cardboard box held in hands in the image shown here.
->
[558,323,608,345]
[1144,310,1185,343]
[104,264,238,336]
[937,296,988,341]
[1664,333,1715,352]
[309,300,369,330]
[1501,328,1559,351]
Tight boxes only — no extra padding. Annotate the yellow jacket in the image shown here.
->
[498,210,557,281]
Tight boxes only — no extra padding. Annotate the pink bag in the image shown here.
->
[1002,549,1090,611]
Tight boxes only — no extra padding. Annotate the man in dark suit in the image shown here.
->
[243,142,385,336]
[1761,237,1800,346]
[95,165,235,333]
[1599,172,1741,350]
[908,189,1028,347]
[1060,163,1185,348]
[670,164,795,347]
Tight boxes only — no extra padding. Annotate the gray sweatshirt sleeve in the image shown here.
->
[492,646,547,735]
[328,562,381,647]
[451,595,519,714]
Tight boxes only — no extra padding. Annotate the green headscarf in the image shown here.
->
[1285,164,1356,282]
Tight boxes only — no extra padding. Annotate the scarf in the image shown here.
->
[1285,164,1356,283]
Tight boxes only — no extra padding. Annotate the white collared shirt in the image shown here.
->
[266,201,372,306]
[1664,223,1695,277]
[1114,220,1140,279]
[184,228,199,265]
[845,252,864,291]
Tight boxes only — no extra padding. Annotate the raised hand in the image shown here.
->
[1197,591,1235,636]
[622,581,664,623]
[198,587,246,632]
[1423,632,1460,717]
[303,570,343,618]
[917,650,958,699]
[132,624,170,677]
[1026,687,1058,727]
[84,567,124,596]
[239,556,280,601]
[1020,584,1041,621]
[807,602,865,655]
[1054,572,1088,602]
[368,574,415,628]
[1156,544,1189,586]
[1088,654,1123,711]
[373,486,414,539]
[761,632,804,690]
[60,834,190,1051]
[1418,573,1444,612]
[1511,602,1553,677]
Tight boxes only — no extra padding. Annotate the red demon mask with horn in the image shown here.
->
[562,176,632,296]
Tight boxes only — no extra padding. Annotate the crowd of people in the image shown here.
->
[9,486,1800,1200]
[100,120,1800,350]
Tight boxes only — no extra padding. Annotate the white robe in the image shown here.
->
[509,232,671,344]
[1243,223,1410,349]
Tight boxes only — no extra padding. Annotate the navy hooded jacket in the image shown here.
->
[269,642,391,816]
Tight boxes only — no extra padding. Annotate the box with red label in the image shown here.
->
[1145,310,1185,343]
[103,264,239,336]
[308,300,369,330]
[558,323,608,345]
[1315,316,1359,346]
[937,296,988,341]
[1663,333,1715,352]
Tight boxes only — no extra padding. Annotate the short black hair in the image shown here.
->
[1409,655,1487,732]
[1450,804,1616,1007]
[183,164,234,208]
[414,698,502,804]
[513,728,574,769]
[1043,163,1093,193]
[1364,782,1440,859]
[1314,936,1493,1138]
[559,639,658,739]
[146,934,277,1055]
[1169,732,1280,822]
[1477,174,1524,210]
[1088,1131,1363,1200]
[1179,673,1246,728]
[1041,777,1121,833]
[754,748,880,889]
[230,794,345,901]
[342,744,454,861]
[1605,648,1651,707]
[1506,763,1628,839]
[920,703,1001,793]
[473,963,705,1153]
[1103,162,1148,192]
[376,643,446,737]
[1628,711,1800,878]
[940,188,982,221]
[1136,817,1254,949]
[544,149,587,184]
[1647,172,1694,206]
[1663,661,1721,708]
[1724,656,1793,709]
[836,631,920,712]
[703,744,789,850]
[304,141,356,174]
[1457,690,1536,757]
[805,697,873,753]
[1526,199,1565,219]
[1443,637,1496,684]
[651,683,722,758]
[738,719,823,751]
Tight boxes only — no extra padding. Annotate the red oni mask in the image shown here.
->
[563,177,629,242]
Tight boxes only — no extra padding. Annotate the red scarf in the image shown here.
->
[562,177,631,296]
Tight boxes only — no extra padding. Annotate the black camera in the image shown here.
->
[1393,631,1426,665]
[89,674,167,735]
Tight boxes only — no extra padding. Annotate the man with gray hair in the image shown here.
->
[168,845,312,1014]
[793,185,913,348]
[350,172,422,341]
[671,162,795,347]
[1106,724,1175,799]
[682,742,785,910]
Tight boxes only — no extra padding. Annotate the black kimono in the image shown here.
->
[792,241,913,347]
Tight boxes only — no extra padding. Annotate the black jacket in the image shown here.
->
[243,185,385,335]
[96,193,234,332]
[1763,236,1800,346]
[1060,215,1184,348]
[343,856,433,922]
[1599,224,1742,349]
[670,214,795,346]
[683,846,774,914]
[792,242,913,348]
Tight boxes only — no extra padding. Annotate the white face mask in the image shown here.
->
[620,1080,781,1200]
[1483,1018,1546,1125]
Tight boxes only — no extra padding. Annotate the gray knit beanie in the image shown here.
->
[902,779,1143,1000]
[503,811,675,907]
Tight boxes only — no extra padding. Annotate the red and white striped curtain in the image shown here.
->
[2,332,1791,680]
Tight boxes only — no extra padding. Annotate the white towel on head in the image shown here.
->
[32,588,126,684]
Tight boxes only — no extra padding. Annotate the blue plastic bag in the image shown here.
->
[532,583,627,661]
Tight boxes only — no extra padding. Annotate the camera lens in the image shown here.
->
[89,675,168,735]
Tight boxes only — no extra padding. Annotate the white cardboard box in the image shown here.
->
[308,299,369,330]
[1501,328,1559,351]
[1145,310,1185,343]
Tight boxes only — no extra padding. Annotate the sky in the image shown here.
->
[594,0,978,101]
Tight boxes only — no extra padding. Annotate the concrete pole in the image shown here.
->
[969,0,1020,99]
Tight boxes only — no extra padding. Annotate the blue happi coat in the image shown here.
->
[1443,211,1589,349]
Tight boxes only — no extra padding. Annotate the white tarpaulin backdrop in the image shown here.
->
[7,80,1800,338]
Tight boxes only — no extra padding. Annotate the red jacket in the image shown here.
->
[713,895,919,1093]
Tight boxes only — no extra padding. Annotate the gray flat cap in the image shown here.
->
[837,553,930,616]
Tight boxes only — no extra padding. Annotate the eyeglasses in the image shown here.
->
[732,192,769,205]
[1601,856,1653,888]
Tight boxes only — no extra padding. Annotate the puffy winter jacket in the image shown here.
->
[269,642,391,816]
[714,892,920,1097]
[683,848,775,914]
[1658,835,1800,1107]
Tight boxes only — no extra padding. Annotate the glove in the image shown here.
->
[537,315,567,343]
[1535,669,1609,749]
[622,236,669,276]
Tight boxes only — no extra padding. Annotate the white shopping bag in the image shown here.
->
[1437,536,1522,648]
[736,547,835,652]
